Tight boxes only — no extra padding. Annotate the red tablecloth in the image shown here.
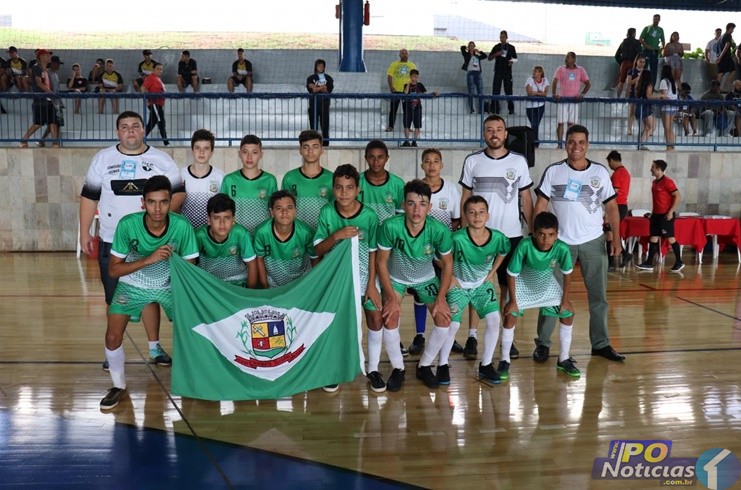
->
[620,216,707,256]
[702,217,741,249]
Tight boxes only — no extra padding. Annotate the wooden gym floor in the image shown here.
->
[1,251,740,489]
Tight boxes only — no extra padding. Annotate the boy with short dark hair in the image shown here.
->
[253,190,316,288]
[314,164,384,392]
[220,134,278,234]
[195,193,257,288]
[402,69,439,147]
[504,212,576,379]
[100,175,199,410]
[377,179,454,391]
[181,129,225,228]
[281,130,333,231]
[446,195,510,385]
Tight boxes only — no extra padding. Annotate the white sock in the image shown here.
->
[481,313,502,365]
[500,327,515,363]
[367,329,383,373]
[148,340,160,351]
[468,328,477,339]
[106,345,126,389]
[558,323,573,362]
[419,326,448,366]
[383,327,405,370]
[438,321,460,366]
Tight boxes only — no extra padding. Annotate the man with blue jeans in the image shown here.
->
[461,42,486,114]
[532,125,626,363]
[640,14,665,87]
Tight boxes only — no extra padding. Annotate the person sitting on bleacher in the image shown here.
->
[132,50,158,93]
[700,80,734,137]
[98,59,124,114]
[5,46,28,92]
[227,48,253,93]
[88,58,105,93]
[177,50,199,93]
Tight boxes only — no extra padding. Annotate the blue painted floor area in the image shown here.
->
[0,409,417,489]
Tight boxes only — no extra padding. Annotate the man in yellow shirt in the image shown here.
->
[385,49,417,132]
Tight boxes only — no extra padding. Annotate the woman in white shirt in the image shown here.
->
[659,64,678,150]
[524,66,549,147]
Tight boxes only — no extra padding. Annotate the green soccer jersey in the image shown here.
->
[506,237,573,310]
[281,167,333,231]
[452,227,511,289]
[111,212,199,289]
[253,218,316,287]
[195,223,256,286]
[378,215,453,285]
[359,171,405,224]
[313,202,378,291]
[221,169,278,234]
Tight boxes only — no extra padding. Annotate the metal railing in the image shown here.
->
[0,91,739,150]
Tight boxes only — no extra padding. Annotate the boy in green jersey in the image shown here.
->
[377,180,454,391]
[445,196,510,385]
[281,130,333,231]
[504,212,577,379]
[101,175,199,410]
[314,164,384,393]
[358,139,405,224]
[195,193,257,288]
[254,190,317,288]
[220,134,278,234]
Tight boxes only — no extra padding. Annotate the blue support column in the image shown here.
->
[339,0,366,72]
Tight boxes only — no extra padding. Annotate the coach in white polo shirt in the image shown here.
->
[533,124,625,363]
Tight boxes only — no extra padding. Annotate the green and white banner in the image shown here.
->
[169,238,364,400]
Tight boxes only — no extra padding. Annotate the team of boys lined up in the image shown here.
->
[85,111,577,410]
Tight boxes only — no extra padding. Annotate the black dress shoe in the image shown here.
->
[591,345,625,362]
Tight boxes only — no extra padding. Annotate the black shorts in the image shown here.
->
[403,105,422,129]
[230,75,251,84]
[32,99,55,126]
[178,74,199,86]
[496,236,523,286]
[649,213,674,238]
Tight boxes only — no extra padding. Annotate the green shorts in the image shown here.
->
[512,305,574,319]
[362,296,378,311]
[390,277,440,305]
[109,282,173,323]
[447,282,500,322]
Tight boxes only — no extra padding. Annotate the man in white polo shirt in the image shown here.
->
[533,124,625,363]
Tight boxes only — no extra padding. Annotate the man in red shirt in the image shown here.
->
[607,150,632,268]
[637,159,683,272]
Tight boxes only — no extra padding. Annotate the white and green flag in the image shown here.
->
[169,238,364,401]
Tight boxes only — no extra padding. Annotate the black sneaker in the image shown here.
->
[367,371,386,393]
[533,344,550,363]
[510,342,520,359]
[451,340,464,354]
[671,261,685,273]
[436,364,450,385]
[416,365,440,389]
[620,252,632,268]
[400,342,409,357]
[636,261,654,271]
[100,387,127,410]
[322,384,340,393]
[496,360,510,381]
[478,363,501,384]
[463,337,478,360]
[386,368,405,392]
[408,334,425,355]
[401,141,411,147]
[556,358,581,378]
[411,141,418,147]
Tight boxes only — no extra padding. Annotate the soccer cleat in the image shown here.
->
[100,387,127,410]
[636,261,654,271]
[497,360,511,381]
[149,344,172,366]
[463,337,478,360]
[408,334,425,355]
[322,384,340,393]
[532,344,550,363]
[102,359,109,371]
[386,368,405,392]
[671,261,685,273]
[436,364,450,385]
[367,371,387,393]
[451,340,464,353]
[416,365,440,389]
[400,342,409,358]
[556,358,581,378]
[510,342,520,359]
[478,363,501,384]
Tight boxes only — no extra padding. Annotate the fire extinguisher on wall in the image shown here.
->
[364,1,370,26]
